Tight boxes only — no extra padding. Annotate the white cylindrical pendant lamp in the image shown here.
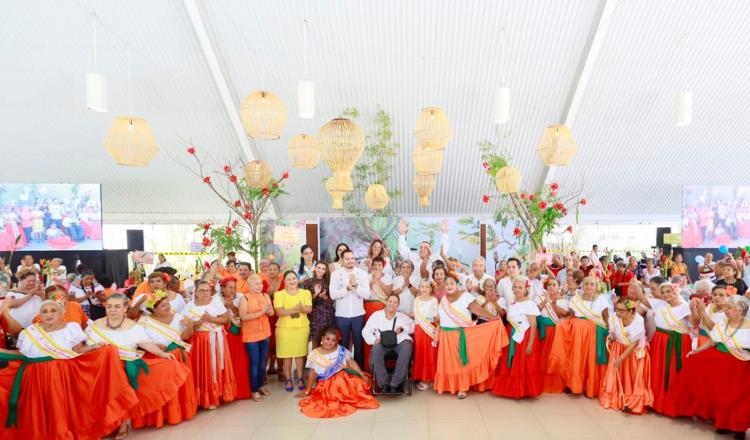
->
[675,91,693,127]
[86,73,108,112]
[492,86,510,125]
[297,80,315,119]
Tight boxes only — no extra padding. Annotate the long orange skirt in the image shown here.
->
[599,341,653,414]
[649,330,690,414]
[538,324,566,393]
[128,357,190,420]
[131,349,198,429]
[189,330,238,408]
[362,301,385,372]
[0,345,138,440]
[299,370,379,418]
[492,325,543,399]
[546,318,606,398]
[412,324,438,382]
[226,327,251,399]
[434,320,509,394]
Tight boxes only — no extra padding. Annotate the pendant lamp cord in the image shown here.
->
[303,19,309,79]
[127,46,133,114]
[91,12,98,73]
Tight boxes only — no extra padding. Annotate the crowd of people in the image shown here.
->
[0,224,748,439]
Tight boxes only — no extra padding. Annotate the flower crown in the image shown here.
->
[49,292,67,303]
[624,299,637,310]
[145,289,168,310]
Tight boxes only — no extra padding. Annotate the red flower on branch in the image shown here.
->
[203,223,210,231]
[580,198,587,205]
[528,194,535,201]
[234,200,241,207]
[261,187,270,196]
[203,261,211,269]
[513,227,522,237]
[202,237,212,246]
[562,208,569,216]
[550,191,557,197]
[203,176,211,184]
[223,165,231,173]
[553,202,564,210]
[549,182,559,191]
[229,174,237,183]
[538,201,547,210]
[187,146,196,155]
[482,194,490,204]
[282,171,289,179]
[520,192,527,200]
[244,211,252,220]
[566,225,573,233]
[272,183,279,189]
[482,161,490,169]
[231,219,239,227]
[225,227,232,235]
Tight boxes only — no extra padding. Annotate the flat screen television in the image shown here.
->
[681,185,750,248]
[0,183,103,251]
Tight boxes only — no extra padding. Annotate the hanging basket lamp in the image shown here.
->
[103,116,159,166]
[413,174,436,206]
[319,118,365,172]
[412,144,444,175]
[414,106,453,150]
[537,124,577,166]
[244,160,273,188]
[288,133,320,169]
[494,165,522,193]
[240,90,288,140]
[325,171,354,210]
[364,184,389,210]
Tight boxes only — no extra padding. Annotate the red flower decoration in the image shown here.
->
[562,208,569,216]
[203,261,211,269]
[520,192,527,200]
[580,198,587,205]
[554,202,564,210]
[203,176,211,184]
[528,194,535,201]
[550,191,557,197]
[225,227,232,235]
[234,200,241,207]
[566,225,573,233]
[261,187,270,196]
[272,183,279,189]
[202,237,212,246]
[549,182,559,191]
[513,227,522,237]
[244,212,252,220]
[187,146,196,155]
[538,201,547,210]
[482,194,490,204]
[203,223,210,231]
[282,171,289,179]
[482,161,490,169]
[231,219,239,227]
[223,165,231,173]
[229,174,237,183]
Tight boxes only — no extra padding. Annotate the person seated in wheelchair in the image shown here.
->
[362,293,414,393]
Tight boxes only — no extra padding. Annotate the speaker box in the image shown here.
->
[656,227,671,249]
[126,230,144,252]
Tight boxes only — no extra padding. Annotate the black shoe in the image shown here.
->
[391,383,402,393]
[379,384,389,393]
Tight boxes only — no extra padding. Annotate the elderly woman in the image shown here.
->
[362,293,414,393]
[86,293,189,439]
[133,290,198,429]
[3,268,44,331]
[4,285,88,334]
[547,276,611,398]
[690,285,729,346]
[220,276,251,400]
[0,300,136,440]
[535,277,570,393]
[129,272,183,318]
[474,278,506,324]
[664,295,750,435]
[184,280,237,409]
[434,275,508,399]
[392,260,418,316]
[599,297,653,414]
[297,326,377,418]
[238,274,274,402]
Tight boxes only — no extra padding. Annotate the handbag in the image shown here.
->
[379,316,399,348]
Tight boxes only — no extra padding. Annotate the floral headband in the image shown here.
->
[49,292,67,303]
[144,289,168,310]
[624,299,637,310]
[726,286,738,296]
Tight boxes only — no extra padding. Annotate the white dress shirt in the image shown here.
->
[391,275,416,316]
[330,266,370,318]
[361,310,414,345]
[397,233,450,278]
[465,272,494,297]
[497,276,514,306]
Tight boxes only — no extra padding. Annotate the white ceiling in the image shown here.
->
[1,0,749,224]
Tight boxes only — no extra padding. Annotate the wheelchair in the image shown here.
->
[369,346,412,397]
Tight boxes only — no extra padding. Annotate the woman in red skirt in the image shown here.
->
[633,282,692,413]
[664,295,750,436]
[534,277,570,393]
[221,276,251,399]
[492,276,543,398]
[413,279,439,391]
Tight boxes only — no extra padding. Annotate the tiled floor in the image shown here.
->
[129,381,744,440]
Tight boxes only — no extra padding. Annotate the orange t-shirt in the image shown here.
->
[219,269,239,280]
[240,292,271,343]
[134,280,152,295]
[236,277,250,294]
[33,301,88,329]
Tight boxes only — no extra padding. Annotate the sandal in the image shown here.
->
[251,392,264,402]
[297,377,306,391]
[416,382,429,391]
[259,386,271,396]
[114,425,129,440]
[457,391,468,400]
[285,378,294,392]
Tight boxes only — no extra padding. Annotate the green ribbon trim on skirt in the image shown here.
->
[656,327,683,392]
[699,328,709,337]
[166,342,186,362]
[507,327,516,368]
[0,351,54,428]
[343,367,362,377]
[580,317,609,365]
[536,316,556,341]
[441,326,468,366]
[229,324,241,336]
[124,358,150,390]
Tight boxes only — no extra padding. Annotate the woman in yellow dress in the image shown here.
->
[274,270,313,392]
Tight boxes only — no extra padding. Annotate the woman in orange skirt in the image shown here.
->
[633,282,692,413]
[184,280,237,409]
[663,295,750,435]
[297,326,378,418]
[599,297,653,414]
[0,300,137,440]
[133,290,198,429]
[547,276,610,398]
[86,293,190,439]
[413,279,439,391]
[492,276,543,399]
[434,275,509,399]
[534,277,570,393]
[220,276,251,399]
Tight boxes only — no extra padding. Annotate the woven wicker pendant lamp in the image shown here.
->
[103,116,159,166]
[412,144,444,175]
[288,134,320,169]
[364,184,389,210]
[319,118,365,172]
[414,107,453,150]
[413,174,436,206]
[240,91,288,140]
[325,171,354,210]
[537,124,576,166]
[244,160,273,188]
[494,166,522,193]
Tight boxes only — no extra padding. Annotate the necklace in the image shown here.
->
[106,316,125,330]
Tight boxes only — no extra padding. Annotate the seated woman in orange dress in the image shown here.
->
[184,280,237,409]
[297,326,378,418]
[133,290,198,429]
[534,277,570,393]
[6,285,88,334]
[0,300,138,440]
[434,275,509,399]
[599,297,653,414]
[547,276,610,398]
[86,293,190,439]
[492,276,543,399]
[220,276,251,400]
